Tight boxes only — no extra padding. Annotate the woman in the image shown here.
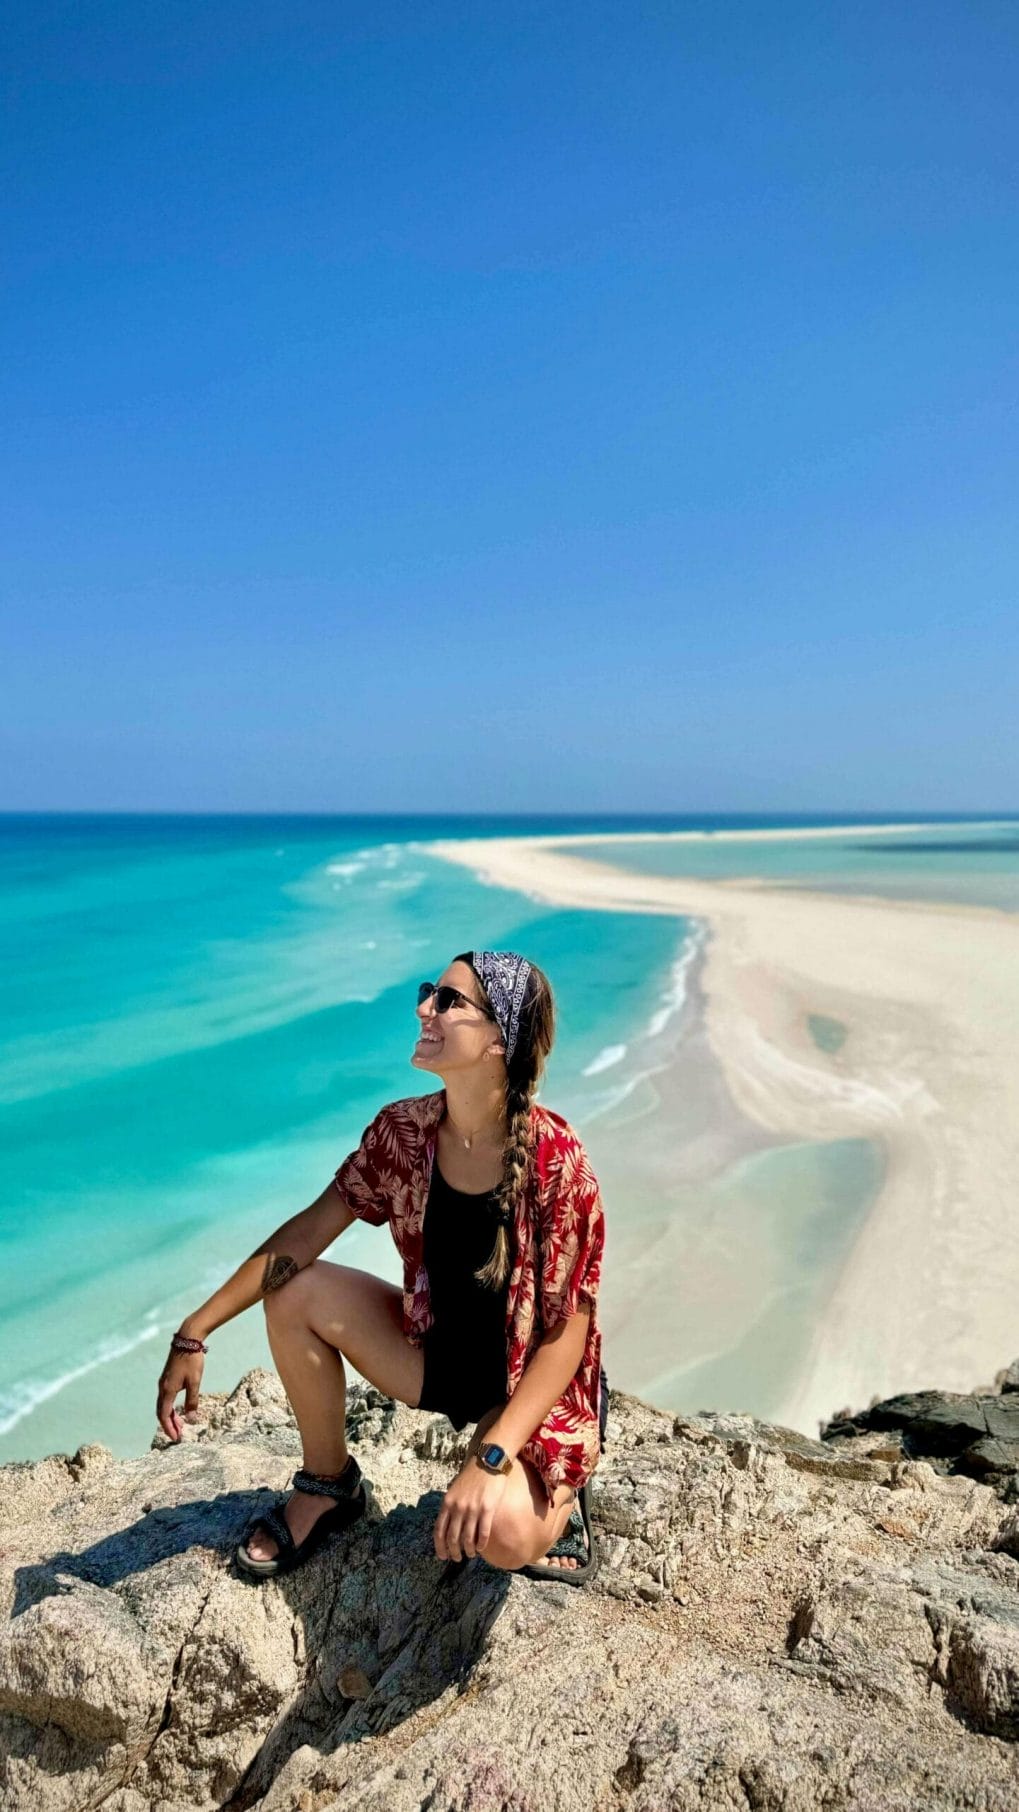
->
[156,949,606,1587]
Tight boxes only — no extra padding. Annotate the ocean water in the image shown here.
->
[2,809,1001,1464]
[628,1135,887,1421]
[568,815,1019,911]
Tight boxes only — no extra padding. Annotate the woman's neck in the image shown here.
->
[441,1079,509,1151]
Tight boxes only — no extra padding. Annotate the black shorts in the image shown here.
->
[417,1328,507,1430]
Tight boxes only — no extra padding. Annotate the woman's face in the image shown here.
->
[411,958,505,1077]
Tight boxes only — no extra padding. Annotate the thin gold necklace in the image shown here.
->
[446,1114,505,1152]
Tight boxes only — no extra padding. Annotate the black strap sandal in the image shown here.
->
[235,1456,368,1580]
[516,1482,599,1588]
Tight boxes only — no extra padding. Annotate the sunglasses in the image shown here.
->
[417,981,496,1019]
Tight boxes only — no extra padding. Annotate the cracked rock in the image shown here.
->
[3,1363,1019,1809]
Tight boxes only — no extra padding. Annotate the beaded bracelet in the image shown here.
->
[170,1330,208,1355]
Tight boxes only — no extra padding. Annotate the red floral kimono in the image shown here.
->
[333,1088,605,1504]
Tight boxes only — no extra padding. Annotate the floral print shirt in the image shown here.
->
[333,1088,605,1503]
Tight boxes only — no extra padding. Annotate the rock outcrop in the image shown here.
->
[5,1363,1019,1810]
[822,1358,1019,1503]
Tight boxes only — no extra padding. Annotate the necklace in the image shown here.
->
[460,1126,495,1151]
[445,1113,505,1152]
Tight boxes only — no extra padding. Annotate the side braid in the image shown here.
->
[452,949,555,1293]
[473,1073,537,1290]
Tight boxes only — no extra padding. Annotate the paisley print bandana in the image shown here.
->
[470,950,533,1064]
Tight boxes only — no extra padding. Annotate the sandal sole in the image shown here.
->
[234,1486,368,1580]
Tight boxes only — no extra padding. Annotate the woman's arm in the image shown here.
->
[474,1303,591,1462]
[178,1181,357,1340]
[433,1307,591,1558]
[157,1181,358,1442]
[479,1133,605,1461]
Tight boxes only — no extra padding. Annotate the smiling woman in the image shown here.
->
[156,948,608,1587]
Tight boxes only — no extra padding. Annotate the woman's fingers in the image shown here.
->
[435,1514,493,1561]
[452,1508,481,1560]
[434,1476,502,1561]
[155,1353,205,1437]
[156,1387,180,1441]
[157,1361,185,1440]
[434,1502,462,1561]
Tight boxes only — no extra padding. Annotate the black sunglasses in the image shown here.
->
[417,981,495,1019]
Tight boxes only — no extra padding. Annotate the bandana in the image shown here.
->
[470,949,533,1065]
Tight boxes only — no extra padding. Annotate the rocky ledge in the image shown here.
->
[5,1363,1019,1811]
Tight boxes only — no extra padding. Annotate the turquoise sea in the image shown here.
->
[2,810,1015,1464]
[570,819,1019,911]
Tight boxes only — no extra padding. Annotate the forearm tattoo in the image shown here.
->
[253,1250,299,1294]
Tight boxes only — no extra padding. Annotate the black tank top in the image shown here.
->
[423,1156,509,1396]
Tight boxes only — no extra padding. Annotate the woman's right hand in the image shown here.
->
[156,1347,205,1442]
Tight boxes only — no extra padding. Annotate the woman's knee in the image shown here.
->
[482,1484,574,1570]
[481,1544,527,1572]
[482,1502,554,1571]
[483,1517,560,1571]
[262,1258,324,1322]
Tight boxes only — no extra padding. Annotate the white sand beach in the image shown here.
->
[425,827,1019,1438]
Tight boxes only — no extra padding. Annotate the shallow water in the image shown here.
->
[568,816,1019,911]
[631,1136,886,1434]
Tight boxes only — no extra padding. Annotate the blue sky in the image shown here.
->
[3,3,1017,812]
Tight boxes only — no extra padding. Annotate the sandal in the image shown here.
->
[516,1482,599,1588]
[235,1456,368,1580]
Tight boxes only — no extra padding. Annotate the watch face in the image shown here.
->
[482,1443,506,1466]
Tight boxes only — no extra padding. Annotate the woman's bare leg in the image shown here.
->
[463,1407,585,1572]
[244,1259,587,1571]
[244,1261,424,1563]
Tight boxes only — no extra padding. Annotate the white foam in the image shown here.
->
[326,860,367,880]
[583,1043,628,1076]
[581,924,706,1123]
[0,1318,163,1438]
[645,922,706,1037]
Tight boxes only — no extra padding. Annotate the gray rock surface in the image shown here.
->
[821,1360,1019,1503]
[4,1365,1019,1810]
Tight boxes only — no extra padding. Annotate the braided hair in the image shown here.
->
[451,950,556,1291]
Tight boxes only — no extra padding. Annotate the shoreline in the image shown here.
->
[437,816,1014,848]
[424,832,1019,1436]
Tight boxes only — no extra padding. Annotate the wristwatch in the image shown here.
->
[475,1441,513,1476]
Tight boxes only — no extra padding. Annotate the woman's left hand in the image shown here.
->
[434,1459,508,1561]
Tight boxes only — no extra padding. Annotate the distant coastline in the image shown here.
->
[425,817,1015,847]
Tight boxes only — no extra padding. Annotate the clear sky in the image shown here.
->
[3,3,1017,813]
